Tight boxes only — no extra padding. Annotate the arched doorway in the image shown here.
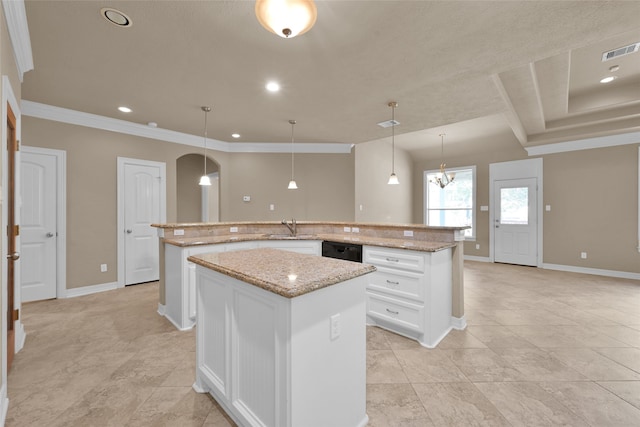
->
[176,153,220,222]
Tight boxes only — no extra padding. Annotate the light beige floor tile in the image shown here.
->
[366,383,433,427]
[591,325,640,347]
[128,386,213,425]
[538,381,640,426]
[475,382,590,426]
[584,308,640,325]
[436,329,487,349]
[202,403,237,426]
[492,347,587,381]
[507,325,596,348]
[464,310,502,326]
[367,325,391,350]
[548,348,640,381]
[413,382,510,426]
[394,349,468,383]
[382,329,424,350]
[440,349,525,382]
[367,350,409,384]
[161,352,197,387]
[488,309,579,326]
[467,325,536,349]
[597,381,640,410]
[595,347,640,372]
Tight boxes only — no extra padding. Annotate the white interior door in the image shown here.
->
[494,178,537,266]
[20,151,57,302]
[124,162,162,285]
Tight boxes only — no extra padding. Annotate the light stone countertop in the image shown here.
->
[188,248,376,298]
[165,233,456,252]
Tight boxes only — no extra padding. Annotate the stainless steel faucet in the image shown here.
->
[281,218,297,236]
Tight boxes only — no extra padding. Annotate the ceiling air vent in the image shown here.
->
[377,119,400,128]
[601,42,640,62]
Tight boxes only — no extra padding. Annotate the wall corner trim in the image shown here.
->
[21,101,354,154]
[2,0,34,81]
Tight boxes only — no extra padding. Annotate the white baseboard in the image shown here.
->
[63,281,118,298]
[464,255,490,262]
[0,383,8,427]
[451,316,467,330]
[15,321,26,353]
[542,264,640,280]
[157,303,166,316]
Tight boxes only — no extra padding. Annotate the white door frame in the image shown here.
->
[21,146,67,299]
[117,157,166,288]
[489,158,543,267]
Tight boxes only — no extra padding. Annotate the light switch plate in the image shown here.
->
[480,206,489,211]
[344,227,351,232]
[352,227,359,233]
[330,314,341,340]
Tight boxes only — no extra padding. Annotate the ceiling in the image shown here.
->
[21,1,640,158]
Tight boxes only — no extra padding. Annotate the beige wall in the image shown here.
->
[22,117,355,289]
[223,152,355,222]
[176,154,218,223]
[355,140,413,223]
[412,140,640,274]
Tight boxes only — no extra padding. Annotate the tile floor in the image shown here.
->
[6,261,640,426]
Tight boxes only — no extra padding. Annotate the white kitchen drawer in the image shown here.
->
[367,266,424,302]
[364,246,425,272]
[367,292,424,333]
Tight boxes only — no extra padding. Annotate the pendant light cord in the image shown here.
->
[391,105,396,174]
[290,120,296,181]
[202,106,210,176]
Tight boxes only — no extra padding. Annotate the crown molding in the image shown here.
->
[525,131,640,156]
[2,0,34,82]
[21,101,353,154]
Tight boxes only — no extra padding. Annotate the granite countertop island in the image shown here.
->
[188,247,376,298]
[190,247,373,427]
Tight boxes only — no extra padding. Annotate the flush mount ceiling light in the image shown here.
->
[387,102,399,185]
[199,106,212,186]
[255,0,317,38]
[101,8,132,27]
[600,76,617,84]
[430,133,455,189]
[118,106,132,113]
[287,119,298,190]
[231,133,241,139]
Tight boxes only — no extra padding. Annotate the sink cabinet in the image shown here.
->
[363,245,453,348]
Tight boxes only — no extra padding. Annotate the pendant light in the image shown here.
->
[287,119,298,189]
[199,106,212,186]
[431,133,455,188]
[255,0,318,38]
[387,101,399,185]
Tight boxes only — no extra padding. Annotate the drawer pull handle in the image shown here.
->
[386,257,400,262]
[386,308,399,315]
[386,280,400,285]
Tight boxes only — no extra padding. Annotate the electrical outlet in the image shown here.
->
[343,227,351,232]
[476,244,480,250]
[359,204,363,211]
[230,227,238,233]
[352,227,359,233]
[269,204,275,211]
[100,264,107,272]
[546,205,551,212]
[330,314,341,340]
[174,229,184,236]
[243,195,251,202]
[404,230,413,237]
[580,252,587,259]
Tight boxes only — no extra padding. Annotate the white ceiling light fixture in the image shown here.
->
[265,81,280,92]
[101,8,132,27]
[287,119,298,190]
[255,0,317,38]
[599,76,617,84]
[387,101,399,185]
[118,106,132,113]
[430,133,455,189]
[199,106,212,186]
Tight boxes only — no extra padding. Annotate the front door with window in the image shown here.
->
[494,178,537,266]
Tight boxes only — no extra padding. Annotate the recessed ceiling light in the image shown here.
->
[101,8,132,27]
[231,133,241,138]
[265,81,280,92]
[118,106,132,113]
[599,76,617,84]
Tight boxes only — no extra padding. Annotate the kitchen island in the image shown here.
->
[188,248,375,427]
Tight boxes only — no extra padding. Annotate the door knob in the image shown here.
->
[7,252,19,260]
[46,232,55,238]
[126,229,133,234]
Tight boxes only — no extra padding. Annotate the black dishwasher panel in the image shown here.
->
[321,241,363,263]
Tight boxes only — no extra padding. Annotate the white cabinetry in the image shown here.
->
[364,246,452,348]
[164,240,321,331]
[193,264,368,427]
